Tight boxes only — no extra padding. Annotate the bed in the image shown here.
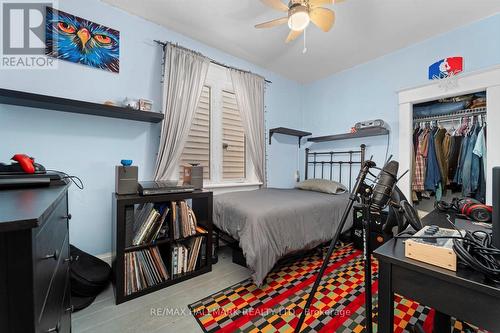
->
[213,145,366,286]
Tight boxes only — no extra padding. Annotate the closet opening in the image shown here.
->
[411,91,487,215]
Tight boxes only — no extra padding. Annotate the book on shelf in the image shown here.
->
[171,201,180,240]
[172,200,199,240]
[124,246,169,295]
[171,235,205,276]
[132,204,170,246]
[171,246,178,276]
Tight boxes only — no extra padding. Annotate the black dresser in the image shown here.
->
[0,184,72,333]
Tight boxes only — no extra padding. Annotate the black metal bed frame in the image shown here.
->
[305,144,366,192]
[214,144,367,268]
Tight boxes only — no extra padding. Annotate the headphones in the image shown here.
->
[383,186,423,234]
[436,197,492,223]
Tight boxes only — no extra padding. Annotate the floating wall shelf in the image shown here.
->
[307,127,389,143]
[0,88,164,123]
[269,127,312,147]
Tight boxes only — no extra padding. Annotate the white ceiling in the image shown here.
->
[102,0,500,83]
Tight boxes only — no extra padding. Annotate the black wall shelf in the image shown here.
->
[269,127,312,147]
[307,127,389,143]
[0,88,164,123]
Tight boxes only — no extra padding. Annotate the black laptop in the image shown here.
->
[138,180,194,196]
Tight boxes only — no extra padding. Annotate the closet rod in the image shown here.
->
[413,107,486,123]
[153,40,272,84]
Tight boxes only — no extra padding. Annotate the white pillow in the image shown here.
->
[295,179,347,194]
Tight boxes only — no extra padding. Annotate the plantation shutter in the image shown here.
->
[179,86,211,180]
[222,90,246,180]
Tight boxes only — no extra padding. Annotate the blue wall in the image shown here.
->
[3,2,500,255]
[302,14,500,170]
[0,0,303,255]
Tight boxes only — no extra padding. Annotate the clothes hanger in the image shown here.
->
[451,118,457,132]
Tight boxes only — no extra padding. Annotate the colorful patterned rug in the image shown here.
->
[189,244,487,333]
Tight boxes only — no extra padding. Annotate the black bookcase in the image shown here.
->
[112,190,213,304]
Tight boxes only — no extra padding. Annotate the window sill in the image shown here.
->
[204,181,263,189]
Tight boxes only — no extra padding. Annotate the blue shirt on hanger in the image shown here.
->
[462,125,479,196]
[424,128,441,192]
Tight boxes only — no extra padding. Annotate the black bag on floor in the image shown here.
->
[70,245,111,304]
[71,295,97,312]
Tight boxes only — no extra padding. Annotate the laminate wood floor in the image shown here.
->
[72,247,250,333]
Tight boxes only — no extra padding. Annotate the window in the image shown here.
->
[179,86,211,180]
[179,64,254,184]
[222,90,246,180]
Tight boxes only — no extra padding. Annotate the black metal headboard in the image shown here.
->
[305,144,366,192]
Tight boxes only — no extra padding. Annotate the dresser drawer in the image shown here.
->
[38,236,70,333]
[34,197,69,318]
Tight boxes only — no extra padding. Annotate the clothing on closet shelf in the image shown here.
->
[412,114,487,204]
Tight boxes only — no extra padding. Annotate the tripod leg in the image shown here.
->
[294,199,355,333]
[363,204,373,333]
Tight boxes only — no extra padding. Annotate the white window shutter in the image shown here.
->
[179,86,211,180]
[222,90,246,180]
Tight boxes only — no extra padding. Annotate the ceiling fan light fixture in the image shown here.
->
[288,5,310,31]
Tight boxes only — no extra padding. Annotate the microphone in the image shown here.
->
[371,160,399,211]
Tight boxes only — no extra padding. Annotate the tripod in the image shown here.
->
[294,161,376,333]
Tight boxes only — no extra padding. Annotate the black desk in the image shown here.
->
[373,210,500,333]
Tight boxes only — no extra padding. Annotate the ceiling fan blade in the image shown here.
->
[260,0,288,12]
[309,0,334,6]
[310,7,335,32]
[255,17,288,29]
[286,29,303,43]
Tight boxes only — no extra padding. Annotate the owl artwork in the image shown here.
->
[46,7,120,73]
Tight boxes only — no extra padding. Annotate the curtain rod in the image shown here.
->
[154,40,272,84]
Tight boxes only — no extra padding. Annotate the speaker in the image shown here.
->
[183,164,203,190]
[493,167,500,248]
[115,165,138,195]
[191,165,203,190]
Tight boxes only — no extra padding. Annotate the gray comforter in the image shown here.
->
[213,188,353,286]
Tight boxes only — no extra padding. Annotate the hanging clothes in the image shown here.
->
[442,132,452,186]
[434,127,447,185]
[412,129,429,192]
[447,135,463,184]
[473,125,487,182]
[413,92,487,204]
[424,128,441,192]
[472,124,487,202]
[454,132,469,185]
[470,124,482,193]
[462,124,479,197]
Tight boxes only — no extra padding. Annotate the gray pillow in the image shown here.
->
[295,179,347,194]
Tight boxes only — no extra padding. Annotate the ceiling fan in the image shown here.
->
[255,0,342,43]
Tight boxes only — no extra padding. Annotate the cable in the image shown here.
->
[46,169,84,190]
[384,130,390,164]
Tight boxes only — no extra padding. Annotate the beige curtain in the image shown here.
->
[229,70,266,185]
[154,44,210,180]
